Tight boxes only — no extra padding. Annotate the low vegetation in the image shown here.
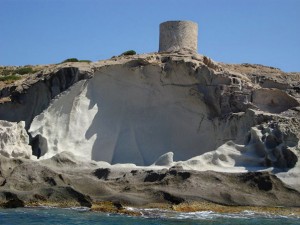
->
[14,67,34,75]
[120,50,136,56]
[0,75,22,83]
[0,66,36,77]
[61,58,92,63]
[1,68,14,76]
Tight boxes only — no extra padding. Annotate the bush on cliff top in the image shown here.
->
[14,67,34,75]
[120,50,136,56]
[61,58,92,63]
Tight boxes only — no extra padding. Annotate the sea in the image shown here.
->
[0,207,299,225]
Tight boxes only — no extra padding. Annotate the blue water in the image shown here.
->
[0,207,299,225]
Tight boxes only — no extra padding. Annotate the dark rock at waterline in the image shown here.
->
[2,199,25,208]
[0,192,25,208]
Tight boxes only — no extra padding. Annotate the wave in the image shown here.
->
[125,207,300,220]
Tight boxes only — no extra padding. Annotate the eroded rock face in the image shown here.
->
[252,88,299,113]
[0,120,32,159]
[178,115,299,171]
[254,121,299,168]
[23,53,299,167]
[27,59,246,164]
[0,66,92,128]
[0,52,299,169]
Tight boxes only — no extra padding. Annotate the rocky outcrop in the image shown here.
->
[0,154,92,208]
[0,153,299,207]
[252,88,299,113]
[177,114,299,171]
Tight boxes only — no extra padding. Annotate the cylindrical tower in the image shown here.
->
[159,20,198,53]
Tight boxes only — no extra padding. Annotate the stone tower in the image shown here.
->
[159,20,198,53]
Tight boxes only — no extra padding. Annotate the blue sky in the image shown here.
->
[0,0,299,72]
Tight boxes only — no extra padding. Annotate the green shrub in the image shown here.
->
[120,50,136,56]
[62,58,79,63]
[61,58,92,63]
[0,75,22,82]
[14,67,34,75]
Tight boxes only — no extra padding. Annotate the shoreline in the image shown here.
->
[14,201,299,218]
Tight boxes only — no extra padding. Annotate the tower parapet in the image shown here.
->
[159,21,198,53]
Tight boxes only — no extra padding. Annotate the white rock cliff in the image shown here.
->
[0,52,300,207]
[25,53,300,171]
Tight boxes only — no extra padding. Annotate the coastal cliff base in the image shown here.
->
[0,152,299,210]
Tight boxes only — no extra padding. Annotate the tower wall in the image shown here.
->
[159,21,198,53]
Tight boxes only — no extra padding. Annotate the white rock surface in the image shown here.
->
[28,54,300,172]
[30,63,220,164]
[0,120,32,159]
[152,152,174,166]
[29,80,97,160]
[177,121,299,172]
